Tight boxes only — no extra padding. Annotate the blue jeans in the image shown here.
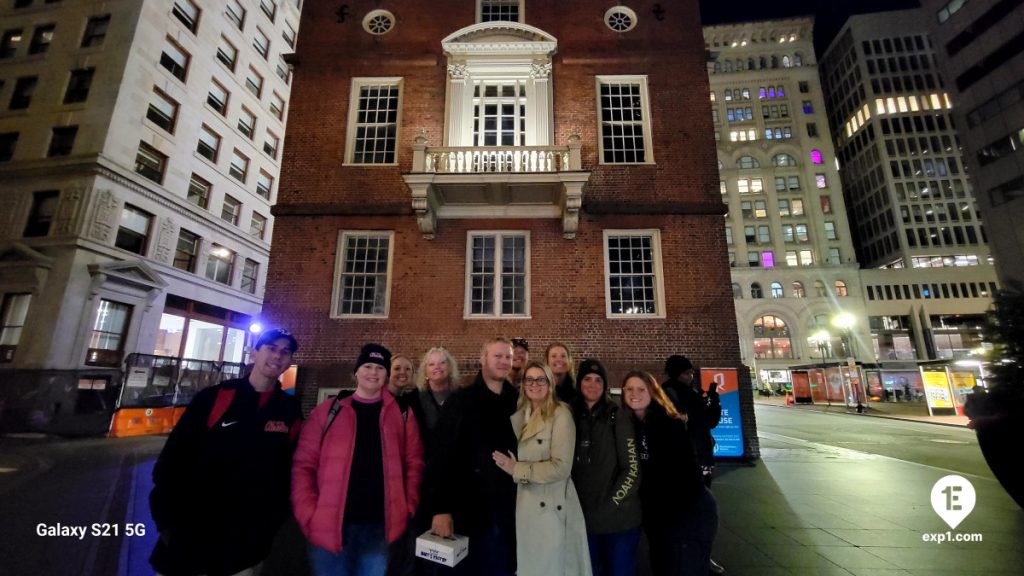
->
[309,523,388,576]
[587,526,642,576]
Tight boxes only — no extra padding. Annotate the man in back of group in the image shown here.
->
[427,338,519,575]
[150,328,302,576]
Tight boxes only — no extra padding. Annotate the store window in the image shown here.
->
[754,315,793,359]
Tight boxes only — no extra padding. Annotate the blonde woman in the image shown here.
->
[413,347,461,437]
[492,361,591,576]
[545,342,577,404]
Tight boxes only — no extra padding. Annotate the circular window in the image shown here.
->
[605,6,637,33]
[363,9,395,35]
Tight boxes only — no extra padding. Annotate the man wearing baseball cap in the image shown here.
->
[509,338,530,389]
[150,328,302,576]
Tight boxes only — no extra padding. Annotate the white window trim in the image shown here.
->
[463,230,531,320]
[344,77,403,166]
[603,228,666,319]
[330,230,395,318]
[476,0,525,23]
[595,75,655,165]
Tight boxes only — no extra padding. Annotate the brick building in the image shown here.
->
[266,1,757,455]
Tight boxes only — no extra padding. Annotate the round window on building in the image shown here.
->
[604,6,638,32]
[363,10,396,35]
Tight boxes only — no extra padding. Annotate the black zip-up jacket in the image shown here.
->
[149,378,301,576]
[571,398,642,534]
[424,372,518,535]
[630,405,705,532]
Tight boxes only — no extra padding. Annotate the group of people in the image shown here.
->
[149,331,724,576]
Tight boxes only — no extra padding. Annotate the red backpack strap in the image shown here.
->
[207,387,237,429]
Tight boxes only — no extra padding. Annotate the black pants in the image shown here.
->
[647,488,718,576]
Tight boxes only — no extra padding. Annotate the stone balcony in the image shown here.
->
[402,135,591,239]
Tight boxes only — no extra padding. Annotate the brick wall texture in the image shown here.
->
[265,1,760,458]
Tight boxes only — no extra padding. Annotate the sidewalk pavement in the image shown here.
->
[754,394,970,427]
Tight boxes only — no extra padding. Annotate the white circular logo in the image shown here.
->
[930,475,976,530]
[145,409,153,417]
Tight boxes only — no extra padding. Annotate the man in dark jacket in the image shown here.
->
[662,354,725,575]
[150,328,302,576]
[427,337,518,576]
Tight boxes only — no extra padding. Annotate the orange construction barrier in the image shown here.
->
[109,407,176,437]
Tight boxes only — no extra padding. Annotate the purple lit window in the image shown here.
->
[811,150,823,164]
[767,88,775,98]
[777,86,785,97]
[759,88,766,99]
[761,252,775,268]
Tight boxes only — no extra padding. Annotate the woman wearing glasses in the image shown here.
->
[492,361,591,575]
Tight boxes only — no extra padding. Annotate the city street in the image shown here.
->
[1,405,1021,575]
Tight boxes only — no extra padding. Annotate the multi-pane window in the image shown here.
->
[47,126,78,157]
[147,89,179,133]
[795,224,809,242]
[334,231,393,317]
[0,132,17,162]
[216,37,237,70]
[250,212,267,239]
[207,79,228,115]
[773,153,796,167]
[205,245,235,285]
[226,0,246,29]
[256,170,273,200]
[241,259,259,294]
[221,195,241,225]
[160,37,189,81]
[276,55,290,84]
[782,225,795,242]
[245,68,264,98]
[598,77,651,163]
[229,149,249,182]
[791,199,804,216]
[86,299,131,366]
[263,131,279,158]
[28,24,55,55]
[473,81,525,146]
[815,174,828,189]
[238,107,256,139]
[824,222,837,240]
[604,230,665,317]
[197,125,220,161]
[270,92,285,120]
[174,228,199,271]
[821,196,832,214]
[283,21,296,48]
[480,0,521,22]
[779,200,791,217]
[253,28,270,59]
[115,205,152,255]
[64,68,95,103]
[81,15,110,47]
[1,29,22,59]
[23,190,59,237]
[348,79,400,164]
[260,0,277,22]
[172,0,200,33]
[10,76,37,110]
[187,174,211,208]
[466,232,529,317]
[134,141,166,183]
[0,293,32,362]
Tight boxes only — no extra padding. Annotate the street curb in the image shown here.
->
[757,402,970,429]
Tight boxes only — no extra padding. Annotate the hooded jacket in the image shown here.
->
[291,391,424,553]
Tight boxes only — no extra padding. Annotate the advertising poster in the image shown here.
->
[791,371,811,401]
[922,370,954,409]
[701,368,744,458]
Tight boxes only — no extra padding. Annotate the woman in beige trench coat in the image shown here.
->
[493,360,592,576]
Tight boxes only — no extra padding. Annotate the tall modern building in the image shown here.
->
[0,0,301,433]
[705,17,869,387]
[922,0,1024,287]
[821,10,998,368]
[264,1,757,455]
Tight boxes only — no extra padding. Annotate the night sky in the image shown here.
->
[700,0,923,53]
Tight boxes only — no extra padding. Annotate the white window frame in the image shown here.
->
[345,77,403,166]
[596,75,655,165]
[477,0,524,23]
[463,230,531,320]
[603,229,666,319]
[331,230,395,318]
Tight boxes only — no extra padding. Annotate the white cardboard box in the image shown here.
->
[415,530,469,567]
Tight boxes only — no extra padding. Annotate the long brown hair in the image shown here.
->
[622,370,687,422]
[518,360,558,421]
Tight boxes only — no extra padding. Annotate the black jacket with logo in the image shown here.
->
[149,377,301,576]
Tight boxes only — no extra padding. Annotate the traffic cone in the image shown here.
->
[785,391,792,406]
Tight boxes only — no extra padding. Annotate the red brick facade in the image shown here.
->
[266,1,758,456]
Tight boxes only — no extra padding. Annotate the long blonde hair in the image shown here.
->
[416,347,462,392]
[518,360,559,422]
